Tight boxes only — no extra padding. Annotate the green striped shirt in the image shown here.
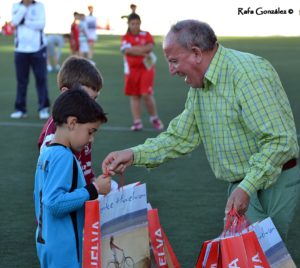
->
[132,45,299,195]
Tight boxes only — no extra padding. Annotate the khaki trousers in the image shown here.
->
[228,164,300,241]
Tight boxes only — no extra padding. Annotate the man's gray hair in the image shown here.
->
[167,20,217,51]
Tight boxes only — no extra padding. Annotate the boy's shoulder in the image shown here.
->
[40,144,73,164]
[38,116,56,149]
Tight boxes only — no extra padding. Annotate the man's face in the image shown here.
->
[163,36,203,88]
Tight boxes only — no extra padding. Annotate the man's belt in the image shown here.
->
[282,158,297,171]
[233,158,297,184]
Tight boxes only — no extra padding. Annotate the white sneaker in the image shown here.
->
[10,110,27,119]
[47,65,53,72]
[39,108,50,120]
[54,64,60,72]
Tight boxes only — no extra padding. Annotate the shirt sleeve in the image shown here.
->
[42,153,90,217]
[132,89,202,168]
[146,32,154,45]
[24,3,45,30]
[236,62,299,195]
[11,3,27,26]
[120,34,132,52]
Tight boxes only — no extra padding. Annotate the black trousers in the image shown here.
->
[14,46,50,113]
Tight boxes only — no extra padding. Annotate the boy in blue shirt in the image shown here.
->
[34,87,111,267]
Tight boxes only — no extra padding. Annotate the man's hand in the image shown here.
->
[102,149,134,175]
[225,187,250,216]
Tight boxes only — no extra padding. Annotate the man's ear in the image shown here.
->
[66,116,77,130]
[191,46,203,64]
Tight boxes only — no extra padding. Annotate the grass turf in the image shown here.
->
[0,34,299,267]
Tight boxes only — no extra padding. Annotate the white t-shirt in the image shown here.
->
[85,15,97,41]
[11,1,47,52]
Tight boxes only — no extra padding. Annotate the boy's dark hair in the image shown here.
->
[57,56,103,92]
[128,13,140,22]
[52,86,107,126]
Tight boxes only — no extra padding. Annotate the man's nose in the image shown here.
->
[169,64,176,75]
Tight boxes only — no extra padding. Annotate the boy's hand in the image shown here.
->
[94,174,111,195]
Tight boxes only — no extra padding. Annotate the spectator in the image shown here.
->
[1,21,14,35]
[46,34,64,72]
[10,0,50,120]
[70,12,80,55]
[121,4,137,20]
[86,5,97,63]
[78,13,89,59]
[120,13,163,131]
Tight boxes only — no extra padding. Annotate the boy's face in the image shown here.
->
[61,86,99,100]
[69,119,101,152]
[82,86,100,100]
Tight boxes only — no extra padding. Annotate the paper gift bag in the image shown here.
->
[83,182,150,268]
[148,208,181,268]
[253,217,296,268]
[83,200,101,267]
[220,235,249,268]
[196,240,211,268]
[196,208,271,268]
[204,240,221,268]
[143,52,157,70]
[242,231,270,268]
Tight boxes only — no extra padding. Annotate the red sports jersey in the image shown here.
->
[70,22,79,52]
[38,117,95,184]
[121,30,154,68]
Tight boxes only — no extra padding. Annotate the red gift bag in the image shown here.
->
[196,239,223,268]
[82,200,101,268]
[196,209,270,268]
[148,208,181,268]
[242,231,270,268]
[196,240,211,268]
[220,235,249,267]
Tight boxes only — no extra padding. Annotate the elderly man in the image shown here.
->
[102,20,299,240]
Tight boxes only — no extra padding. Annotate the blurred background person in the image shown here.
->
[1,21,14,36]
[46,34,64,72]
[86,5,97,64]
[70,11,80,55]
[121,3,137,20]
[10,0,50,120]
[121,13,163,131]
[78,13,89,60]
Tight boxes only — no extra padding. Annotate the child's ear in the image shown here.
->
[60,87,69,93]
[67,116,78,130]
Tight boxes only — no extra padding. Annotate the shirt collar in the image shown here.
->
[203,44,226,88]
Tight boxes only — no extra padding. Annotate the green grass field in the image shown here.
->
[0,34,299,267]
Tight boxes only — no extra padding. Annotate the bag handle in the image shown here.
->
[223,208,250,236]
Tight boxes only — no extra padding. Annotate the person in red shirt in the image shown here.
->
[121,13,163,131]
[2,21,14,35]
[38,56,103,184]
[70,12,80,55]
